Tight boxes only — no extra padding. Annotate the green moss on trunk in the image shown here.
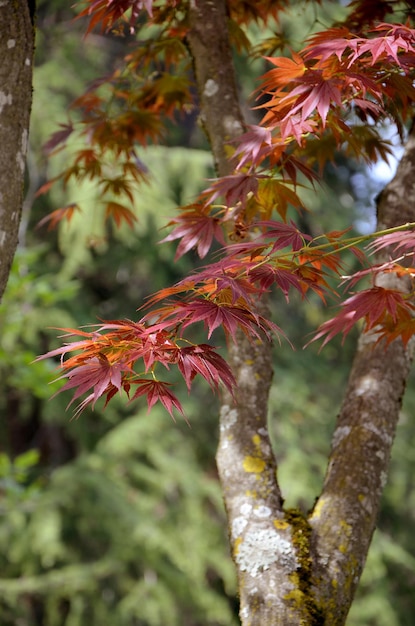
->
[284,508,325,625]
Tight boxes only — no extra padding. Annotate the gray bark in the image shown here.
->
[187,1,304,623]
[309,129,415,623]
[0,1,34,301]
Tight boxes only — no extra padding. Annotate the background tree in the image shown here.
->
[2,1,415,625]
[0,1,34,301]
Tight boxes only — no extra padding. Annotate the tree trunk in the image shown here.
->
[187,1,304,622]
[187,1,414,623]
[0,1,35,302]
[308,129,415,623]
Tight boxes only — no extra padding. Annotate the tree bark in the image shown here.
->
[309,128,415,623]
[187,2,414,624]
[187,2,304,623]
[0,1,35,302]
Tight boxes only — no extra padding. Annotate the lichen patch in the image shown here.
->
[332,425,351,448]
[203,78,219,97]
[232,516,248,538]
[0,91,12,114]
[236,528,298,577]
[219,405,238,430]
[253,505,272,519]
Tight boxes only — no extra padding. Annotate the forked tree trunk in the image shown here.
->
[0,1,35,302]
[187,1,414,624]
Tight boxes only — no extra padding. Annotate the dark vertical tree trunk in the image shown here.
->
[187,1,414,624]
[0,1,35,301]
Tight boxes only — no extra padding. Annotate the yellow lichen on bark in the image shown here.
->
[233,537,242,556]
[274,519,289,530]
[243,456,266,473]
[252,434,261,447]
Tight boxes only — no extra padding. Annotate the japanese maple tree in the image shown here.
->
[33,0,415,624]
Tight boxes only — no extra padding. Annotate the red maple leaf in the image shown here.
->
[142,298,277,341]
[187,260,261,304]
[78,0,154,33]
[177,344,236,393]
[36,319,237,419]
[160,204,225,260]
[279,72,344,126]
[129,379,185,420]
[53,354,126,416]
[359,23,415,65]
[278,113,318,143]
[104,201,138,228]
[367,229,415,258]
[303,28,359,63]
[258,219,312,252]
[248,263,304,300]
[310,287,415,347]
[36,204,80,231]
[232,125,274,170]
[176,299,282,341]
[43,122,74,154]
[203,173,259,209]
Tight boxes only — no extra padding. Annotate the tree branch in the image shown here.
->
[309,128,415,624]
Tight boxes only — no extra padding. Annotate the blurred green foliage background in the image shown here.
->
[0,1,414,624]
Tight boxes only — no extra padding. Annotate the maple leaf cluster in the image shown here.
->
[39,220,415,418]
[38,3,192,230]
[38,1,415,419]
[38,321,236,420]
[234,22,415,174]
[77,0,155,32]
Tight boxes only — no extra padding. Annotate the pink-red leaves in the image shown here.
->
[281,72,344,127]
[55,354,123,412]
[177,345,236,394]
[204,173,259,209]
[258,220,312,252]
[367,229,415,259]
[248,263,303,301]
[232,125,273,170]
[36,204,80,230]
[43,122,74,154]
[311,287,415,347]
[173,299,272,341]
[304,23,415,66]
[129,379,185,420]
[354,23,415,65]
[78,0,154,34]
[160,204,225,260]
[256,21,415,166]
[37,318,240,420]
[38,9,415,423]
